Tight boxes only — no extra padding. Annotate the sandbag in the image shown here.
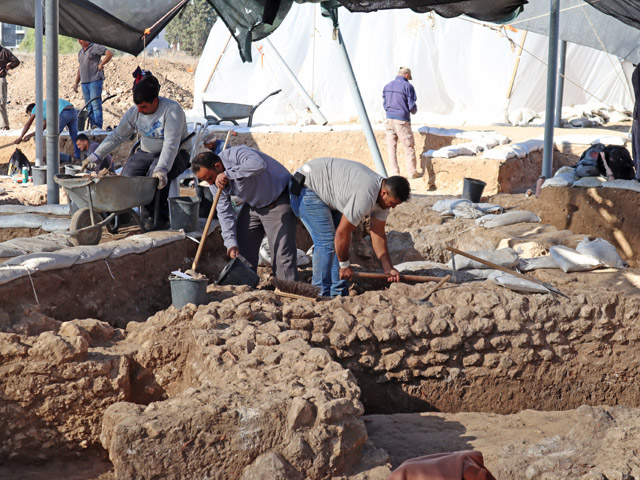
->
[518,255,559,271]
[489,271,550,294]
[601,179,640,192]
[41,217,72,232]
[475,210,540,228]
[0,214,48,229]
[549,245,602,273]
[110,236,154,258]
[0,265,29,286]
[575,237,625,269]
[542,171,577,188]
[447,248,519,270]
[572,176,603,188]
[258,236,311,267]
[2,252,81,272]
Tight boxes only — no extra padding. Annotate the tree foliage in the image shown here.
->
[19,29,79,54]
[164,0,217,57]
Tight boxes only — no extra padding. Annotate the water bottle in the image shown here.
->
[22,166,28,184]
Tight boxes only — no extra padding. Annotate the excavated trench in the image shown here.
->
[2,203,640,477]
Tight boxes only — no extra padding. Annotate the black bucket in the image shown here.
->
[216,257,260,288]
[169,196,201,231]
[77,110,89,131]
[169,276,208,308]
[462,177,486,203]
[32,166,47,185]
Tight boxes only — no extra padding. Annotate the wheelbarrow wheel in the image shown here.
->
[70,207,102,246]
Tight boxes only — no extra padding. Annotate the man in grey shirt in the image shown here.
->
[86,75,191,228]
[290,157,410,297]
[191,146,297,281]
[73,40,113,130]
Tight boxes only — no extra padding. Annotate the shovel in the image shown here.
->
[353,272,449,283]
[445,246,569,298]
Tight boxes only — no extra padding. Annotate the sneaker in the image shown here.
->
[410,172,421,179]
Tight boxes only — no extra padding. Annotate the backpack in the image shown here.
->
[7,148,31,176]
[602,145,635,180]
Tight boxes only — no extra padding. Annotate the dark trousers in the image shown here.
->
[236,189,298,281]
[121,149,190,223]
[633,118,640,180]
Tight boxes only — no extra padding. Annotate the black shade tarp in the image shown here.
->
[336,0,528,22]
[0,0,189,55]
[510,0,640,63]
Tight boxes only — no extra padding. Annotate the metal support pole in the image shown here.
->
[261,38,328,126]
[46,0,60,203]
[554,40,567,128]
[541,0,560,179]
[334,30,386,176]
[35,0,44,167]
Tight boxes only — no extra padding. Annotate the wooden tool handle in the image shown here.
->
[422,274,451,300]
[191,186,222,272]
[353,272,448,283]
[221,129,233,150]
[445,246,546,286]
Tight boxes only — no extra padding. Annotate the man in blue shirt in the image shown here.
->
[383,67,421,181]
[190,146,297,281]
[15,99,81,160]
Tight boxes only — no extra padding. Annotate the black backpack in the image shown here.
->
[7,148,31,176]
[602,145,635,180]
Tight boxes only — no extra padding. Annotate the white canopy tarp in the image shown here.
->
[192,3,634,127]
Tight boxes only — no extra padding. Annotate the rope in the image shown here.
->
[105,259,115,280]
[508,0,602,26]
[25,267,40,306]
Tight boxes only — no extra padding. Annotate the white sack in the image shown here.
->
[576,237,625,269]
[542,171,577,188]
[2,252,81,272]
[258,236,311,267]
[549,245,602,272]
[475,210,541,228]
[0,214,47,229]
[69,245,118,265]
[148,230,186,247]
[489,271,550,294]
[0,204,71,215]
[518,255,559,271]
[395,260,448,272]
[447,247,519,270]
[0,265,29,286]
[573,177,603,188]
[601,179,640,193]
[41,217,71,232]
[110,236,154,258]
[433,199,473,213]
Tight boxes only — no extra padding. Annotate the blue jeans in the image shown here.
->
[290,185,348,297]
[81,80,103,128]
[59,107,81,159]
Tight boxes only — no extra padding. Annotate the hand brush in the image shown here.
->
[272,278,320,301]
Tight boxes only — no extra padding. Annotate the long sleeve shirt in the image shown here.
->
[0,46,20,77]
[210,145,291,249]
[94,96,190,172]
[382,76,417,122]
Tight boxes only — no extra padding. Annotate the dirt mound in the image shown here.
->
[4,53,196,130]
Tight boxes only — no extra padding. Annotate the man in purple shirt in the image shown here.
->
[383,67,421,181]
[190,146,297,281]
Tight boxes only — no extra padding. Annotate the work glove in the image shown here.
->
[81,153,99,172]
[152,167,168,189]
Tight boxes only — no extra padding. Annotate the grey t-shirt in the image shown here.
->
[78,43,107,83]
[299,157,389,226]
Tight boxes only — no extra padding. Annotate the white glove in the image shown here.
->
[152,167,168,189]
[81,153,100,172]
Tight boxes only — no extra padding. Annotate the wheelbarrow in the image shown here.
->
[54,174,159,246]
[202,89,281,127]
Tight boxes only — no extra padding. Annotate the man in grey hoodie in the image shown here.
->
[86,74,192,227]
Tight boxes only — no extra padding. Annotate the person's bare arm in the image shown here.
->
[73,68,80,93]
[336,214,357,280]
[370,216,400,282]
[15,114,35,143]
[98,50,114,71]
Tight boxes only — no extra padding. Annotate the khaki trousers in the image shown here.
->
[0,76,8,128]
[385,118,417,176]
